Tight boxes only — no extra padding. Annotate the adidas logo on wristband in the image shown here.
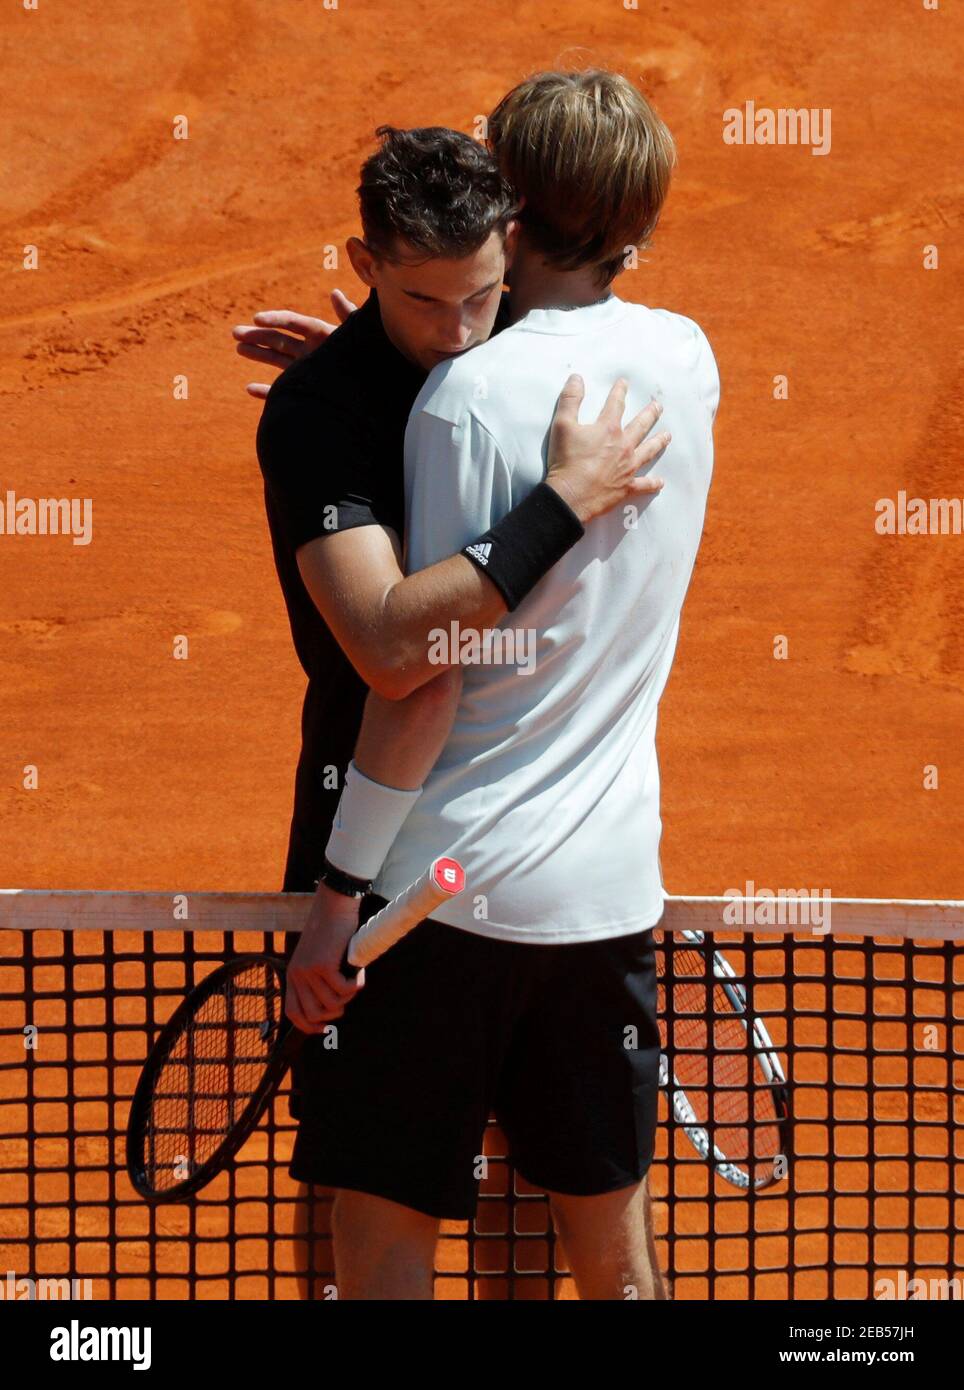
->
[465,542,492,565]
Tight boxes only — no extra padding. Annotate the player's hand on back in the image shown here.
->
[232,290,358,399]
[285,880,367,1032]
[545,375,672,524]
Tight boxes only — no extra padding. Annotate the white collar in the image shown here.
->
[513,295,631,336]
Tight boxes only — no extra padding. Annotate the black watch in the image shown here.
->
[317,857,373,899]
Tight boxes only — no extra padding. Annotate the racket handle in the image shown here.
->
[340,857,465,974]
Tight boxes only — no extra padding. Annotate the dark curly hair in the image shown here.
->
[358,125,518,263]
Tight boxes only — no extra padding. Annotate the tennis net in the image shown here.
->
[1,891,961,1300]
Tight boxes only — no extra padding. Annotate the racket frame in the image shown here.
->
[126,954,294,1203]
[658,928,792,1192]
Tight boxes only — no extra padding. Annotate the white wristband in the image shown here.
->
[325,760,423,881]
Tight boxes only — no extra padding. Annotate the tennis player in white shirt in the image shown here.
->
[286,68,720,1301]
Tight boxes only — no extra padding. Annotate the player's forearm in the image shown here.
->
[323,669,463,883]
[379,479,586,699]
[379,556,507,698]
[353,668,463,790]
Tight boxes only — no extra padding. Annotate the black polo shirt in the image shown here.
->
[256,291,429,888]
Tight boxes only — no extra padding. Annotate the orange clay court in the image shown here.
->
[0,1,962,1300]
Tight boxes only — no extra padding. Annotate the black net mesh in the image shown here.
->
[1,905,961,1299]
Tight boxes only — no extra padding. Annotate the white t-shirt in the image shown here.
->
[374,294,720,944]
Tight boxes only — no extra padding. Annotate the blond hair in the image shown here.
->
[487,69,676,285]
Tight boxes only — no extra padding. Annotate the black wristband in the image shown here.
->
[461,481,584,611]
[318,857,373,899]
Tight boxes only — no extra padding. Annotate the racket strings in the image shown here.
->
[657,944,784,1184]
[141,961,284,1193]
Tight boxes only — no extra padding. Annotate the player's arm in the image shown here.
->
[295,523,502,699]
[319,404,554,877]
[284,668,463,1032]
[285,401,550,1028]
[258,386,509,701]
[282,408,519,1033]
[309,411,518,884]
[289,380,668,701]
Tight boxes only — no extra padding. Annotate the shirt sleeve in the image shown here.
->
[256,385,390,553]
[403,408,514,575]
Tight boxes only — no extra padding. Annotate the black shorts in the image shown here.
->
[288,895,662,1220]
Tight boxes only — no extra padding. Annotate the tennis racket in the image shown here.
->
[657,928,791,1191]
[126,856,465,1203]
